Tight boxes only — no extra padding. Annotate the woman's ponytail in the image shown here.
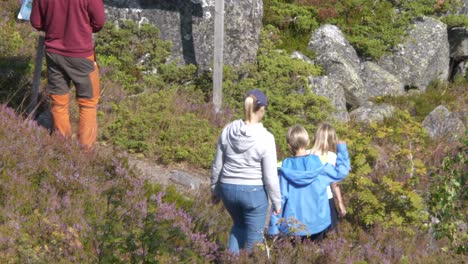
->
[244,95,255,123]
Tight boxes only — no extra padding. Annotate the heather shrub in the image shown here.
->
[216,224,465,263]
[0,105,219,262]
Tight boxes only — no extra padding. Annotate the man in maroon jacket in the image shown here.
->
[30,0,106,151]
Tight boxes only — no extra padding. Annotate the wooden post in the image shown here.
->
[213,0,224,113]
[28,34,45,114]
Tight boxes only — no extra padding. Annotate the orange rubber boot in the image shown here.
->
[50,93,72,138]
[77,105,97,150]
[77,56,100,150]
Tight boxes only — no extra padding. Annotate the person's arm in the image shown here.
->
[88,0,106,33]
[322,142,351,182]
[30,0,43,31]
[262,134,281,214]
[331,182,346,217]
[210,135,225,204]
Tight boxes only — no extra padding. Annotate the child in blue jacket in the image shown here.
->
[268,125,351,242]
[308,122,347,233]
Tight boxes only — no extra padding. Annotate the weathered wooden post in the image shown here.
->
[28,35,44,114]
[18,0,44,115]
[213,0,224,113]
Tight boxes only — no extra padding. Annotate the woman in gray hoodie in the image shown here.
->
[211,89,281,254]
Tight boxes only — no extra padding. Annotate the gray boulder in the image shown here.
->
[170,170,203,190]
[291,51,314,64]
[308,75,349,122]
[379,17,450,91]
[360,61,405,98]
[308,25,366,108]
[453,0,468,15]
[422,105,466,141]
[104,0,262,71]
[448,27,468,79]
[448,27,468,60]
[453,60,468,77]
[349,101,396,124]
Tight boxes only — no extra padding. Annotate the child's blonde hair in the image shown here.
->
[310,122,338,155]
[286,125,309,155]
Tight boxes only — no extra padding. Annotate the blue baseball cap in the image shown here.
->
[245,89,268,107]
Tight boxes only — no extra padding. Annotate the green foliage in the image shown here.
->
[441,14,468,29]
[264,0,447,59]
[338,110,429,230]
[102,25,332,164]
[102,88,221,168]
[95,21,196,94]
[0,1,38,109]
[263,1,319,55]
[429,136,467,254]
[374,81,460,122]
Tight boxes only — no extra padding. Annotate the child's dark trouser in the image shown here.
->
[46,52,100,150]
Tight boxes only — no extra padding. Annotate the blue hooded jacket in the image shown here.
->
[268,144,351,236]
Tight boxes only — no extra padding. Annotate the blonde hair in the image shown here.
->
[310,122,338,155]
[286,125,309,155]
[244,95,262,123]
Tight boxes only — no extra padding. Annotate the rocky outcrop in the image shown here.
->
[453,0,468,15]
[291,51,314,64]
[104,0,262,71]
[453,60,468,77]
[378,17,450,91]
[349,101,396,124]
[307,75,349,121]
[290,50,349,121]
[448,27,468,78]
[308,25,366,108]
[360,62,405,98]
[449,27,468,60]
[128,155,208,193]
[422,105,466,141]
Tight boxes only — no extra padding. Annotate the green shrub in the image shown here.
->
[264,0,450,60]
[95,20,196,94]
[429,135,467,254]
[102,88,223,168]
[338,110,429,231]
[374,81,461,122]
[441,14,468,28]
[102,26,332,165]
[0,1,39,110]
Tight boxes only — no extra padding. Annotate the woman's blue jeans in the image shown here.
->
[220,183,268,254]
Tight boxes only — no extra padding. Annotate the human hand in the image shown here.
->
[273,207,281,215]
[211,194,221,204]
[338,203,347,217]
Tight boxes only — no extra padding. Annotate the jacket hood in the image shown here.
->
[279,157,323,187]
[226,119,266,153]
